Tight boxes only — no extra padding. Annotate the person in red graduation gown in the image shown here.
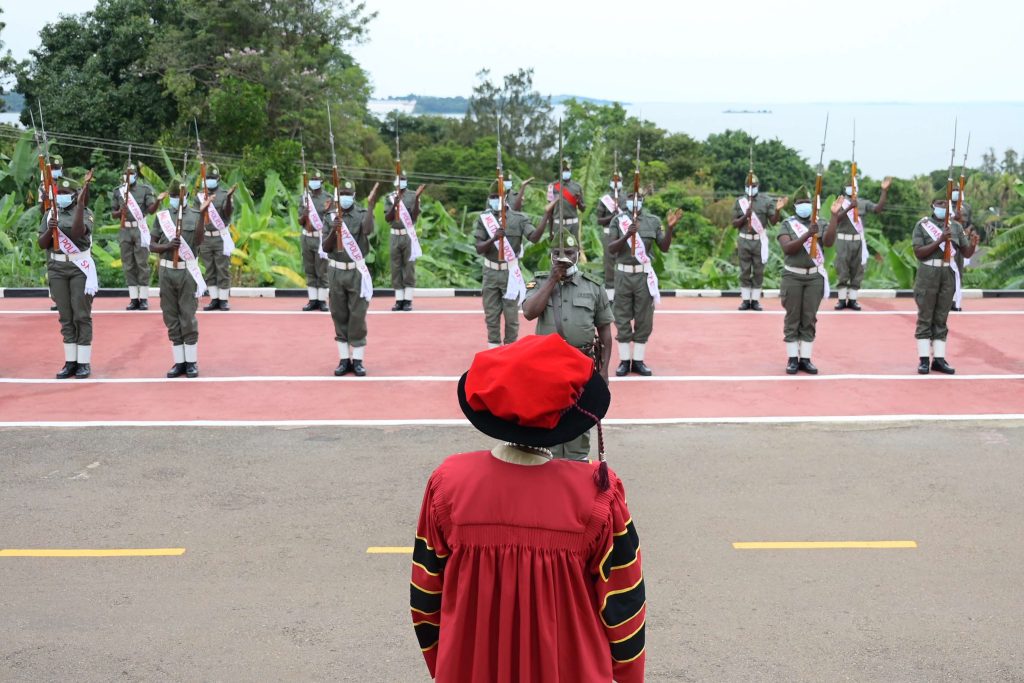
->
[411,334,646,682]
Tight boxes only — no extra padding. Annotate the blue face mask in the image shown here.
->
[169,197,181,210]
[128,174,137,185]
[205,179,218,190]
[561,171,571,181]
[933,206,947,220]
[626,199,642,213]
[951,190,960,203]
[503,180,513,192]
[51,169,63,179]
[308,180,322,191]
[56,194,74,209]
[795,203,813,219]
[339,195,355,210]
[398,179,408,190]
[488,198,501,212]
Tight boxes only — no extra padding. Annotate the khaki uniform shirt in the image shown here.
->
[731,193,777,234]
[613,212,663,266]
[474,209,533,262]
[911,217,968,261]
[39,204,94,252]
[150,206,204,255]
[326,207,371,263]
[385,191,418,228]
[778,217,828,269]
[526,271,613,350]
[836,197,877,234]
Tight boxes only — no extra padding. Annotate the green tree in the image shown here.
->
[0,8,16,97]
[704,130,812,194]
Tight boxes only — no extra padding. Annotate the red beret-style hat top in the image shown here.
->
[464,335,595,430]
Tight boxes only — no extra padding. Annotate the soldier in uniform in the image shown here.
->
[298,169,331,312]
[912,197,978,374]
[950,186,975,312]
[608,194,682,377]
[548,159,585,240]
[522,229,613,461]
[197,165,235,311]
[474,185,550,348]
[384,174,425,311]
[731,175,786,310]
[111,163,161,310]
[149,180,213,378]
[596,171,626,302]
[323,180,381,377]
[37,171,96,379]
[834,177,891,310]
[777,188,844,375]
[39,154,65,312]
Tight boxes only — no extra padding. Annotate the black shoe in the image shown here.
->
[185,362,199,378]
[738,299,751,311]
[167,362,187,378]
[931,358,956,375]
[951,305,962,312]
[847,300,862,311]
[302,299,319,312]
[631,361,653,376]
[50,304,58,311]
[786,357,799,375]
[402,300,413,312]
[218,299,231,311]
[203,299,220,311]
[352,360,366,377]
[138,300,149,311]
[126,298,140,311]
[615,360,631,377]
[917,357,930,375]
[73,363,91,379]
[798,358,819,375]
[334,359,352,377]
[318,301,329,312]
[56,361,78,379]
[834,299,847,310]
[391,301,404,311]
[750,300,763,311]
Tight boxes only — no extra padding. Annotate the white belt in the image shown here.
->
[784,265,817,275]
[484,259,509,271]
[159,258,187,270]
[302,229,321,238]
[922,259,951,268]
[50,249,90,262]
[837,233,862,241]
[205,230,223,237]
[603,227,612,235]
[329,259,357,270]
[124,220,139,228]
[391,228,408,236]
[616,264,645,274]
[739,232,761,240]
[554,217,579,225]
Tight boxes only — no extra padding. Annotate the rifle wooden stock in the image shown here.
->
[850,162,860,223]
[120,170,130,229]
[497,169,506,262]
[943,177,954,264]
[173,186,185,267]
[39,156,58,246]
[332,166,342,244]
[810,174,823,260]
[631,170,640,256]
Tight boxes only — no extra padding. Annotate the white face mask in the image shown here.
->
[128,174,137,185]
[610,181,622,190]
[205,179,218,190]
[951,190,961,203]
[488,198,502,212]
[339,195,355,210]
[503,180,513,191]
[56,194,74,209]
[795,203,813,219]
[398,179,408,190]
[169,197,181,210]
[626,199,642,213]
[561,171,571,181]
[933,206,947,220]
[845,186,854,197]
[51,169,63,179]
[308,180,322,191]
[745,186,758,197]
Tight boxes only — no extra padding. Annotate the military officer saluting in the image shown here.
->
[596,169,626,302]
[474,184,550,348]
[149,179,213,378]
[834,176,891,310]
[323,180,380,377]
[608,192,682,376]
[111,162,161,310]
[384,171,426,312]
[548,159,585,239]
[777,188,844,374]
[731,175,786,310]
[522,228,613,461]
[37,170,98,379]
[298,169,331,312]
[197,165,235,311]
[912,196,978,374]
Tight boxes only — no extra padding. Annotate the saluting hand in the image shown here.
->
[830,196,847,216]
[368,182,381,203]
[521,177,535,188]
[83,169,95,185]
[667,208,683,230]
[881,177,893,191]
[157,191,170,203]
[415,184,427,198]
[775,196,788,211]
[550,259,569,280]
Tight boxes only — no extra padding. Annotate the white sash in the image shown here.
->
[394,195,423,260]
[55,222,99,296]
[787,218,831,300]
[738,196,770,264]
[547,183,555,202]
[121,186,150,248]
[600,194,618,213]
[305,194,328,260]
[479,211,527,303]
[157,210,207,297]
[199,193,235,257]
[922,220,962,305]
[616,214,661,304]
[335,216,374,301]
[842,198,870,265]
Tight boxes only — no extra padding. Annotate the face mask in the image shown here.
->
[746,186,758,197]
[128,174,137,185]
[845,186,854,196]
[610,181,622,190]
[309,180,322,191]
[205,179,218,190]
[626,199,642,213]
[56,194,74,209]
[169,197,180,210]
[795,203,813,219]
[951,191,960,203]
[561,171,571,181]
[933,206,947,220]
[339,195,355,210]
[503,180,513,192]
[398,180,408,190]
[488,198,501,212]
[552,251,579,268]
[51,169,63,179]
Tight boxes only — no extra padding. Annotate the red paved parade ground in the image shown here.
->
[1,296,1022,424]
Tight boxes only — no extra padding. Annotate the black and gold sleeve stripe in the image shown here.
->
[601,577,646,628]
[413,620,440,651]
[410,581,442,615]
[599,518,640,582]
[610,622,646,663]
[412,535,447,576]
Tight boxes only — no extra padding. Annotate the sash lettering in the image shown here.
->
[787,218,831,300]
[333,215,374,302]
[738,196,770,264]
[395,195,423,260]
[616,214,661,304]
[121,186,150,248]
[199,192,235,257]
[922,220,961,305]
[842,198,870,265]
[480,211,527,303]
[54,224,99,296]
[157,210,207,298]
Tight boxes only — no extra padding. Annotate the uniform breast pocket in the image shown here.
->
[572,295,596,311]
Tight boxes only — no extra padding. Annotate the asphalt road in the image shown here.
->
[2,422,1023,682]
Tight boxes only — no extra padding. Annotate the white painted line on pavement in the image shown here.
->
[0,309,1021,317]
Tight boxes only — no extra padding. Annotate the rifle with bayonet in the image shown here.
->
[36,104,58,246]
[173,153,188,268]
[942,121,958,265]
[496,117,507,262]
[121,144,133,230]
[613,150,620,205]
[810,114,829,260]
[194,118,207,201]
[327,103,343,247]
[631,138,641,256]
[850,120,860,227]
[301,143,311,223]
[555,119,564,244]
[957,132,971,219]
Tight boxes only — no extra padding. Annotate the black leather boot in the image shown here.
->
[138,299,149,310]
[615,360,631,377]
[167,362,187,378]
[631,361,653,376]
[917,357,930,375]
[352,360,366,377]
[203,299,220,311]
[56,361,78,379]
[785,357,799,375]
[738,299,751,311]
[391,300,404,311]
[318,301,329,312]
[302,299,319,311]
[218,299,231,311]
[834,299,847,310]
[750,300,763,311]
[931,358,956,375]
[126,298,140,310]
[402,300,413,312]
[334,359,352,377]
[185,362,199,378]
[74,363,91,379]
[847,300,862,311]
[798,358,819,375]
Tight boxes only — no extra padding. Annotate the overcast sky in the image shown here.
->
[5,0,1022,103]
